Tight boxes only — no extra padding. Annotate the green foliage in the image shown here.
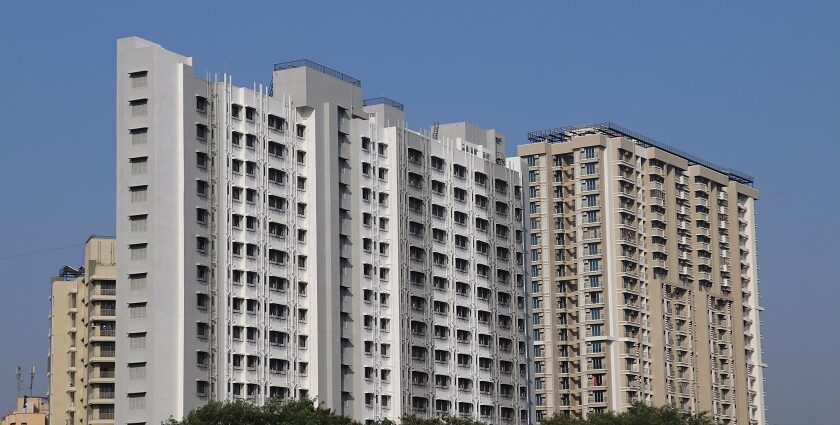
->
[165,397,356,425]
[540,402,715,425]
[166,398,713,425]
[399,415,486,425]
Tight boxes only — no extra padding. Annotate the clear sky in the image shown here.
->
[0,1,837,424]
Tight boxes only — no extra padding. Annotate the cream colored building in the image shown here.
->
[48,237,117,425]
[1,396,49,425]
[519,124,765,425]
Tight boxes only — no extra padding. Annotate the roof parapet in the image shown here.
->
[527,122,754,185]
[363,97,405,111]
[273,59,361,88]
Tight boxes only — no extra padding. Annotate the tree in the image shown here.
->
[166,397,357,425]
[167,398,714,425]
[540,402,715,425]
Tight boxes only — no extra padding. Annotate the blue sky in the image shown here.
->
[0,1,837,424]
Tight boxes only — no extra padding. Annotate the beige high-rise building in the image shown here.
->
[1,396,49,425]
[518,124,765,425]
[48,236,117,425]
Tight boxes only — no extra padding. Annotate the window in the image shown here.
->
[196,96,208,113]
[245,188,257,203]
[430,156,444,170]
[453,164,467,178]
[296,124,306,138]
[196,124,208,141]
[130,157,148,175]
[196,180,209,197]
[128,393,146,410]
[474,172,488,187]
[583,146,596,159]
[231,104,242,119]
[130,99,148,117]
[268,195,286,211]
[268,114,285,131]
[196,265,209,282]
[128,362,146,380]
[129,273,147,291]
[129,333,147,350]
[129,185,148,203]
[129,215,147,232]
[196,208,209,224]
[129,302,147,319]
[130,127,148,145]
[268,168,286,185]
[526,155,537,167]
[129,71,148,88]
[585,163,596,175]
[268,141,285,158]
[245,107,256,121]
[196,152,208,168]
[129,243,147,260]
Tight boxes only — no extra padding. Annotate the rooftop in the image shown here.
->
[527,122,754,185]
[273,59,361,88]
[363,97,405,111]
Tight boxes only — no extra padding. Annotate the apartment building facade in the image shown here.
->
[49,236,117,425]
[114,37,532,425]
[519,124,765,425]
[1,397,49,425]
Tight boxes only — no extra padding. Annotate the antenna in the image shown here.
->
[432,121,440,140]
[16,365,22,398]
[29,365,35,395]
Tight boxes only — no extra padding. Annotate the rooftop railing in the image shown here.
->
[527,122,754,185]
[273,59,361,87]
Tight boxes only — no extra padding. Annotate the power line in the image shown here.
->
[0,242,85,261]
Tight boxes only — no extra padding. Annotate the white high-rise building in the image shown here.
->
[115,37,532,425]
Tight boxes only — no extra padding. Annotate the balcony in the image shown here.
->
[650,165,664,176]
[93,308,116,317]
[91,286,117,300]
[650,211,666,223]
